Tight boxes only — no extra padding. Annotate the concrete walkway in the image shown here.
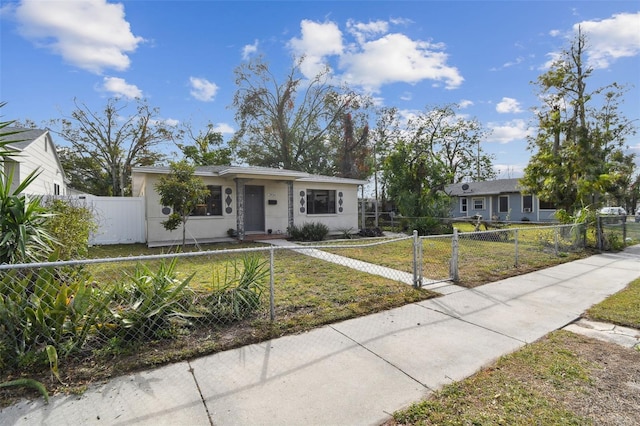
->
[1,248,640,426]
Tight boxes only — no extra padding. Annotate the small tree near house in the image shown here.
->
[155,161,209,248]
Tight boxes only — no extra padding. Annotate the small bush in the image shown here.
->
[44,198,96,259]
[109,258,195,342]
[411,217,453,236]
[200,255,269,323]
[287,222,329,241]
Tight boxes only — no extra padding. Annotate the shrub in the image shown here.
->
[287,222,329,241]
[0,172,55,264]
[44,198,96,259]
[201,255,269,323]
[0,264,112,369]
[411,217,452,236]
[109,258,195,342]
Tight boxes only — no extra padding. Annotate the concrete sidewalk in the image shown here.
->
[2,249,640,426]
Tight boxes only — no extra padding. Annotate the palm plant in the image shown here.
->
[0,108,56,263]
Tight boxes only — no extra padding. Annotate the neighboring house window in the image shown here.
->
[192,185,222,216]
[307,189,336,214]
[498,196,509,213]
[522,194,533,213]
[54,183,60,196]
[473,197,485,210]
[539,200,556,210]
[460,198,467,213]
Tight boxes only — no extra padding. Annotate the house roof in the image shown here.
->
[445,178,523,196]
[3,128,48,151]
[132,165,368,185]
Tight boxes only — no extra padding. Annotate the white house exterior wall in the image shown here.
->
[143,174,236,245]
[7,132,67,196]
[293,182,359,232]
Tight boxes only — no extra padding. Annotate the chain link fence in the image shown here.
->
[1,222,588,384]
[451,224,586,286]
[597,215,640,251]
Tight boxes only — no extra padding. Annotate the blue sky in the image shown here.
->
[1,0,639,181]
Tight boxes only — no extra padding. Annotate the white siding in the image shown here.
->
[20,133,67,196]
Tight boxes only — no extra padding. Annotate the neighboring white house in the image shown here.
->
[132,165,367,246]
[2,128,68,196]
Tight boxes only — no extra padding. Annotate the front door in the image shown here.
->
[244,185,265,232]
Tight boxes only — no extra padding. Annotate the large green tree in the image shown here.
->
[230,55,371,174]
[175,122,232,166]
[381,104,494,217]
[53,98,174,196]
[521,29,636,214]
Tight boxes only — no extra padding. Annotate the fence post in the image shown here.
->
[450,228,459,282]
[514,229,519,267]
[597,215,602,252]
[269,246,275,321]
[412,230,420,288]
[554,226,559,256]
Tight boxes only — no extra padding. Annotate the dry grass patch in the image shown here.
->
[389,331,640,425]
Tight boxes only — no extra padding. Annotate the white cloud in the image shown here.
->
[346,19,388,44]
[15,0,144,73]
[164,118,180,127]
[496,97,523,114]
[486,119,533,144]
[288,19,463,92]
[400,92,412,101]
[242,40,259,60]
[288,20,344,78]
[459,99,474,109]
[576,12,640,69]
[100,77,142,99]
[189,77,218,102]
[212,123,235,135]
[340,33,463,91]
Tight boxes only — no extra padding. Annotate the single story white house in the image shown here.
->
[2,128,68,196]
[132,165,367,246]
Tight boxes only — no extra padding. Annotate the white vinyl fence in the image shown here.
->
[82,196,146,245]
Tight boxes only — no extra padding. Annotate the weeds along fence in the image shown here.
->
[597,215,640,251]
[0,223,586,377]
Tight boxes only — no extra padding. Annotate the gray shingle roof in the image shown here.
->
[2,127,47,150]
[445,178,523,196]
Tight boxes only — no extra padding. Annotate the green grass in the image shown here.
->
[585,277,640,328]
[320,225,588,287]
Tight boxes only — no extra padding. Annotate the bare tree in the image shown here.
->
[53,98,174,196]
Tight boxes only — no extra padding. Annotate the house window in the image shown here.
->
[522,194,533,213]
[473,197,485,210]
[539,200,556,210]
[54,183,60,196]
[192,185,222,216]
[460,198,467,213]
[307,189,336,214]
[498,196,509,213]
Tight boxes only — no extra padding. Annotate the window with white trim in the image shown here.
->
[460,198,467,213]
[473,197,485,210]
